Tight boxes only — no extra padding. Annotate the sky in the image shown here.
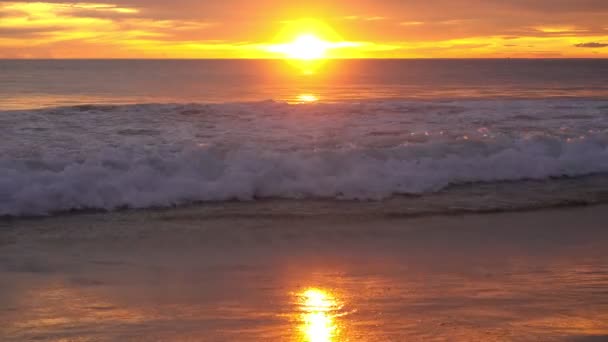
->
[0,0,607,58]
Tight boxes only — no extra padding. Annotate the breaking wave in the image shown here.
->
[2,99,608,216]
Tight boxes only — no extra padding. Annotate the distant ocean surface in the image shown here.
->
[2,59,608,216]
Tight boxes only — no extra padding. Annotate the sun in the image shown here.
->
[287,34,329,60]
[266,19,356,61]
[274,34,330,60]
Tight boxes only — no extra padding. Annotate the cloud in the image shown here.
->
[364,16,386,21]
[0,26,63,36]
[574,42,608,48]
[1,0,608,58]
[0,2,213,42]
[61,8,139,20]
[342,15,386,21]
[400,21,424,26]
[533,26,588,34]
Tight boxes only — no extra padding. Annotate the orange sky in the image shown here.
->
[0,0,607,58]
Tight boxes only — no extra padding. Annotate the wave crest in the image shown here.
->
[2,134,608,216]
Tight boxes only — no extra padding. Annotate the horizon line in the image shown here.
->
[1,57,607,61]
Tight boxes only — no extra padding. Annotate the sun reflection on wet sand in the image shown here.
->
[2,207,608,341]
[298,288,342,342]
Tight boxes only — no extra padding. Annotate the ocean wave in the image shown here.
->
[2,99,608,216]
[2,136,608,216]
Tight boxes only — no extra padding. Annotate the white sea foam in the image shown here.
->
[2,99,608,216]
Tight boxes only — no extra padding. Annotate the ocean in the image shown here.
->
[2,59,608,341]
[2,59,608,216]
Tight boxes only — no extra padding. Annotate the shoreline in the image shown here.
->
[6,167,608,222]
[1,203,607,341]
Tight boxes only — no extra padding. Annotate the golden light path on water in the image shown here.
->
[296,94,319,103]
[298,288,342,342]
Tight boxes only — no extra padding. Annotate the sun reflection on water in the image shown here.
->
[296,94,319,103]
[298,288,341,342]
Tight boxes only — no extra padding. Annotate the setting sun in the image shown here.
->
[271,34,329,60]
[265,19,364,61]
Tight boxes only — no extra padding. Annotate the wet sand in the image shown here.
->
[1,205,608,341]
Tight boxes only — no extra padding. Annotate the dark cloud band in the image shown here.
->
[575,42,608,48]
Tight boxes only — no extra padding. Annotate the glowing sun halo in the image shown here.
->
[270,34,330,60]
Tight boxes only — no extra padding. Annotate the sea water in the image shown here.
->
[1,59,608,216]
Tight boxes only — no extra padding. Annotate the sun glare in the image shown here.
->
[266,19,357,62]
[296,94,319,103]
[277,34,329,60]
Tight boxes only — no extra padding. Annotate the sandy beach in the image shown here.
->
[1,204,607,341]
